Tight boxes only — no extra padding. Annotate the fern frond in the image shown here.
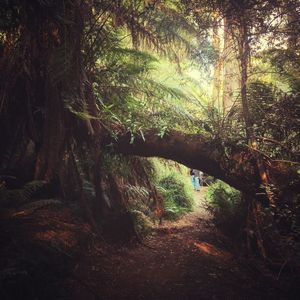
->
[125,184,149,199]
[20,199,62,210]
[0,180,46,208]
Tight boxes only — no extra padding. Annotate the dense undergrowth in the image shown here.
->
[205,181,246,238]
[0,154,195,299]
[205,179,300,271]
[98,154,194,237]
[0,153,193,243]
[154,160,194,220]
[158,174,193,219]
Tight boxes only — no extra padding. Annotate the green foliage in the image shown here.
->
[20,199,62,210]
[101,153,134,178]
[125,184,149,200]
[268,49,300,93]
[205,180,246,236]
[199,78,300,163]
[151,159,194,220]
[131,210,153,236]
[158,173,193,219]
[246,81,300,161]
[125,183,153,221]
[100,153,157,233]
[0,180,46,208]
[93,41,203,136]
[70,1,209,136]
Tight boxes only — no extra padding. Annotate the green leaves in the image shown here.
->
[157,125,168,138]
[158,173,193,219]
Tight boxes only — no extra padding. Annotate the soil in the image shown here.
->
[66,188,289,300]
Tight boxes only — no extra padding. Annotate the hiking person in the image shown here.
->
[190,169,200,191]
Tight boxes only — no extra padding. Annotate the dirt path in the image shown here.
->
[70,188,284,300]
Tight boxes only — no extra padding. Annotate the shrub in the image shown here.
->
[158,173,193,219]
[205,180,246,237]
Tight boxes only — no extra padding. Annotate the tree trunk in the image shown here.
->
[222,17,241,113]
[212,21,222,110]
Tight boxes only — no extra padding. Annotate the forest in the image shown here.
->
[0,0,300,299]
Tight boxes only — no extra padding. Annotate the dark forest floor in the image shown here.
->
[1,189,298,299]
[66,189,293,300]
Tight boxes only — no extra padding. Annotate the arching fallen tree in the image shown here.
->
[108,129,300,202]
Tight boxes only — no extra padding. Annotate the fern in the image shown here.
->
[0,180,46,208]
[125,184,149,200]
[20,199,62,210]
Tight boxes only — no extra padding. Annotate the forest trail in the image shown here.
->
[70,188,283,300]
